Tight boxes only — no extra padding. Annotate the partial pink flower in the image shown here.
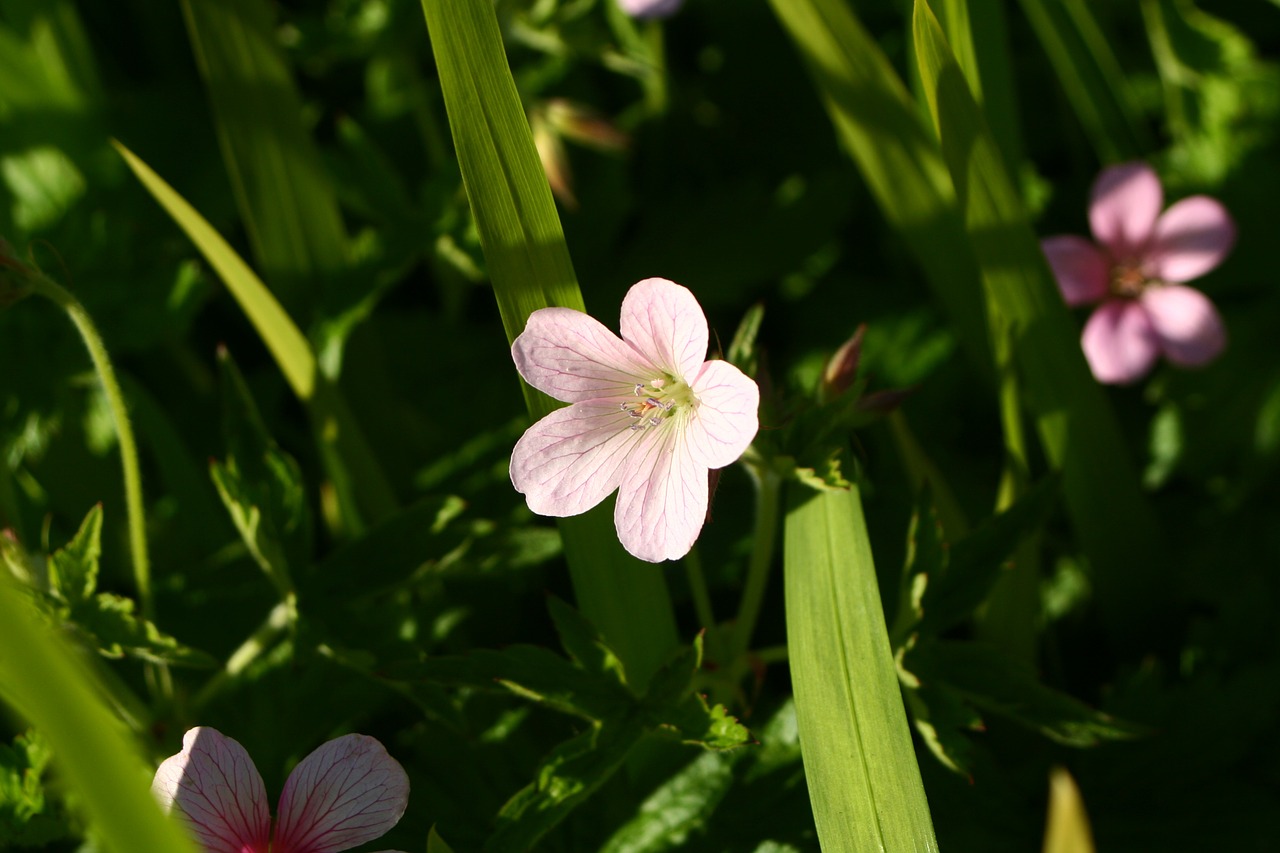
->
[510,278,759,563]
[1041,162,1234,384]
[152,727,410,853]
[619,0,685,20]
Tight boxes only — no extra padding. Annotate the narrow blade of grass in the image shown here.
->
[0,576,200,853]
[912,0,1167,644]
[113,141,398,528]
[1016,0,1150,161]
[419,0,677,689]
[768,0,993,381]
[179,0,349,308]
[784,483,938,852]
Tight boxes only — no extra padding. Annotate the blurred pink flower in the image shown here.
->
[510,278,759,563]
[619,0,685,19]
[1041,162,1235,384]
[153,727,409,853]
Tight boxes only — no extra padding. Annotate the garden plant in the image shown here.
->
[0,0,1277,850]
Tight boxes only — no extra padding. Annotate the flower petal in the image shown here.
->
[685,360,759,469]
[273,734,409,853]
[1145,196,1236,282]
[613,420,708,562]
[1041,235,1110,306]
[151,727,271,853]
[619,0,685,18]
[1140,285,1226,367]
[619,278,709,381]
[511,400,645,517]
[513,307,656,403]
[1089,162,1163,259]
[1080,299,1159,384]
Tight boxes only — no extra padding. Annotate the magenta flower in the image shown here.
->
[618,0,685,20]
[1041,162,1235,384]
[510,278,759,563]
[152,727,410,853]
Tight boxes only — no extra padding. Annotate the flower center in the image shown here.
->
[1109,262,1149,299]
[620,377,696,430]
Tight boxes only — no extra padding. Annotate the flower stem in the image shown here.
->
[729,459,782,663]
[683,545,717,632]
[192,596,296,710]
[29,273,153,620]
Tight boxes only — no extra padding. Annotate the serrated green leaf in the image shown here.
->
[902,681,982,777]
[0,577,202,853]
[784,483,938,851]
[210,460,294,598]
[72,594,215,667]
[0,729,68,846]
[47,503,100,605]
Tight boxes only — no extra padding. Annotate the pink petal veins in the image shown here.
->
[273,735,409,853]
[151,728,272,853]
[613,421,709,562]
[685,360,760,470]
[513,307,657,403]
[619,278,710,381]
[1089,162,1163,260]
[1041,235,1110,306]
[1145,195,1236,283]
[1140,285,1227,367]
[511,400,647,517]
[1081,299,1160,385]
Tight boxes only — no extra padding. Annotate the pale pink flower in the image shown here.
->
[619,0,685,19]
[510,278,759,563]
[152,727,410,853]
[1041,162,1235,384]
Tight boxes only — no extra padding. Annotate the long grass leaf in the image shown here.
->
[113,141,398,526]
[179,0,349,307]
[419,0,677,688]
[784,484,939,852]
[912,0,1167,643]
[0,576,200,853]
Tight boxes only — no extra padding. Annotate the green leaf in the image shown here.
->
[784,483,938,851]
[767,0,993,379]
[72,594,216,667]
[726,302,765,378]
[47,503,100,605]
[912,0,1167,645]
[907,640,1145,747]
[547,595,629,689]
[1043,767,1096,853]
[1016,0,1148,161]
[0,729,69,847]
[112,141,397,530]
[901,680,982,777]
[428,826,460,853]
[179,0,349,309]
[0,577,202,853]
[210,460,295,599]
[419,0,677,690]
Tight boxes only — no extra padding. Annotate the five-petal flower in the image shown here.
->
[152,727,410,853]
[510,278,759,563]
[1041,162,1235,384]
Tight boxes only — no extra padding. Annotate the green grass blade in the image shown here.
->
[767,0,993,381]
[784,484,938,852]
[112,141,398,527]
[912,0,1166,643]
[0,577,200,853]
[419,0,677,689]
[179,0,349,307]
[1016,0,1150,161]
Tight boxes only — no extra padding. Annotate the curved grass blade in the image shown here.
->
[785,483,938,852]
[912,0,1166,644]
[419,0,677,689]
[767,0,993,381]
[0,576,200,853]
[179,0,349,310]
[112,141,397,528]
